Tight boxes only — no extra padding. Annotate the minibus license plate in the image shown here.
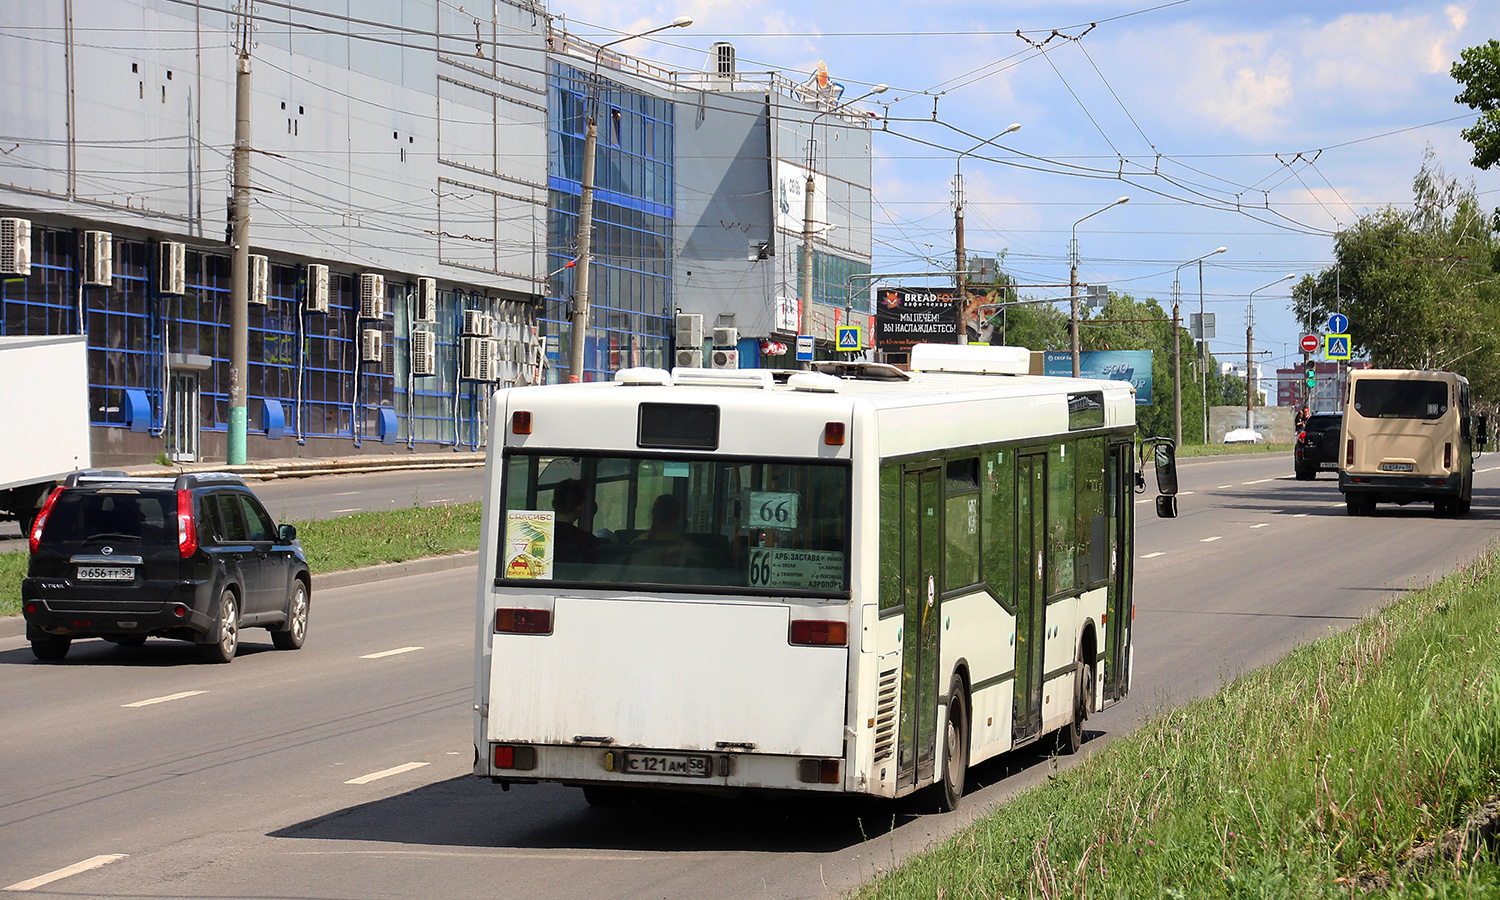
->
[1380,462,1415,472]
[77,566,133,582]
[622,752,711,778]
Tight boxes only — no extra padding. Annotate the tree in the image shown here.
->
[1292,152,1500,403]
[1453,39,1500,171]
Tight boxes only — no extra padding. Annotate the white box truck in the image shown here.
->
[0,335,92,535]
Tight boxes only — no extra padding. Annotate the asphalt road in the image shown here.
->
[3,453,1499,899]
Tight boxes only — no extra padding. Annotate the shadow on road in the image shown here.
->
[0,636,279,667]
[269,737,1083,853]
[1205,477,1500,520]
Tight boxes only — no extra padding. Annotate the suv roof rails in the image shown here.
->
[173,472,248,490]
[64,469,133,486]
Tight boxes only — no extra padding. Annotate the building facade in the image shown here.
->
[1,3,878,464]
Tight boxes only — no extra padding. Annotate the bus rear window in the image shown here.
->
[498,453,851,596]
[1353,380,1448,419]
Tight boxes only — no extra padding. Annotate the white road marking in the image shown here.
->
[1242,479,1273,485]
[345,762,429,785]
[333,490,360,496]
[1200,536,1222,543]
[360,646,424,659]
[332,507,361,514]
[1217,484,1232,489]
[425,498,456,504]
[1141,552,1165,559]
[1478,466,1500,473]
[1135,498,1152,505]
[1180,491,1195,496]
[123,690,207,708]
[1251,523,1269,529]
[1294,513,1309,518]
[4,855,127,891]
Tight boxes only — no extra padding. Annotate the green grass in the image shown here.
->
[858,547,1500,900]
[1178,441,1294,458]
[0,502,483,618]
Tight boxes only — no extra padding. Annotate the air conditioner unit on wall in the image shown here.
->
[249,254,269,305]
[361,328,384,363]
[416,277,437,323]
[410,328,436,376]
[0,217,31,276]
[710,347,739,369]
[674,348,702,368]
[712,326,738,348]
[461,336,495,381]
[358,273,385,319]
[158,241,186,295]
[675,313,703,349]
[462,309,493,336]
[82,231,112,286]
[306,263,329,313]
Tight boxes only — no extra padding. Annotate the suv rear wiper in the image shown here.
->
[81,532,141,542]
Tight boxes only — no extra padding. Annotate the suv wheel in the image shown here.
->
[200,589,239,664]
[1294,466,1314,481]
[272,579,309,651]
[31,635,71,661]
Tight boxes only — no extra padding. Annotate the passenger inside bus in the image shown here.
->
[551,478,596,562]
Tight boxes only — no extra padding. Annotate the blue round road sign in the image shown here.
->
[1328,313,1348,334]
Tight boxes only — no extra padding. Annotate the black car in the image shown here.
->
[22,471,310,663]
[1294,413,1343,480]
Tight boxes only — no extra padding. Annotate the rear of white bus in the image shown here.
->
[473,383,858,799]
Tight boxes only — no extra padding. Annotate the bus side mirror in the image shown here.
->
[1152,441,1178,495]
[1478,415,1489,450]
[1155,495,1178,519]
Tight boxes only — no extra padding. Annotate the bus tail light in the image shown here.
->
[1345,438,1354,467]
[493,744,537,770]
[790,620,847,646]
[512,411,532,435]
[496,608,552,634]
[28,487,63,554]
[1444,442,1452,469]
[798,758,840,784]
[824,422,845,445]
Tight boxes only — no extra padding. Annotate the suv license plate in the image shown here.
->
[622,752,712,778]
[1381,462,1416,472]
[77,566,134,582]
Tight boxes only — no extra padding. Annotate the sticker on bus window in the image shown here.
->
[504,510,555,580]
[748,547,842,591]
[748,491,799,529]
[663,462,691,478]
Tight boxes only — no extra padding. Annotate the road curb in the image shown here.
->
[0,551,480,641]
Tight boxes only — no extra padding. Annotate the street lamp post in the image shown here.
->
[568,16,693,383]
[954,123,1020,344]
[1171,246,1227,447]
[1245,273,1296,428]
[800,84,887,358]
[1069,197,1129,377]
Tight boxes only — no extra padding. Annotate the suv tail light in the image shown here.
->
[176,488,198,558]
[28,487,64,554]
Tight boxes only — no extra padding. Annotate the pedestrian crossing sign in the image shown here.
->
[836,325,862,352]
[1325,333,1351,360]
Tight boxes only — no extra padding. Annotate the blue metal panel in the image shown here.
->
[377,407,399,444]
[262,398,286,440]
[123,389,151,433]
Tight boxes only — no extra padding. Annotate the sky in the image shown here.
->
[554,0,1500,382]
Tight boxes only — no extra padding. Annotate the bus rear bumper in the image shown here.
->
[1339,471,1463,502]
[480,741,850,794]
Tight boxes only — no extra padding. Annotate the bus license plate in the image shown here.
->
[1380,462,1415,472]
[622,752,712,778]
[77,566,134,582]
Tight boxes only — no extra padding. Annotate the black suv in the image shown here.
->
[1294,413,1343,480]
[22,471,310,663]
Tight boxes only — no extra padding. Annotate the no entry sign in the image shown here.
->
[1300,334,1319,353]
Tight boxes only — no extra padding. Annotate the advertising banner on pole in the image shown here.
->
[1043,350,1154,405]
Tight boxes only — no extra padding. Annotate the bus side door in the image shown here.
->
[1012,451,1047,743]
[1103,441,1133,702]
[897,462,943,789]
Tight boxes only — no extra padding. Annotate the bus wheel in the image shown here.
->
[936,677,969,813]
[1058,659,1094,755]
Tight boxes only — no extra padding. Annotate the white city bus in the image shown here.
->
[1340,368,1488,516]
[472,344,1176,809]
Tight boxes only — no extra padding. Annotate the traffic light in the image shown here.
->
[1304,360,1316,389]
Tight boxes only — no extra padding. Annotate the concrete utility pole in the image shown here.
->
[228,9,252,464]
[1246,273,1296,429]
[1171,246,1227,447]
[1069,197,1128,377]
[801,83,887,353]
[569,16,693,383]
[952,123,1019,346]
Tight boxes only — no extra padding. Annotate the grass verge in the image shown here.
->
[0,502,483,619]
[1177,441,1293,458]
[858,546,1500,899]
